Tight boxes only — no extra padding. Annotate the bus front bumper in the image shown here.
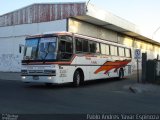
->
[21,75,61,84]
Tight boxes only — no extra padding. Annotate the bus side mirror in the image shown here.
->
[19,44,24,54]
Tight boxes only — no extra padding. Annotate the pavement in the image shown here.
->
[0,71,160,94]
[0,72,21,81]
[1,77,160,114]
[127,72,160,94]
[0,71,160,114]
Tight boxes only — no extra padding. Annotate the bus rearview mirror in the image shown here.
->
[19,44,24,54]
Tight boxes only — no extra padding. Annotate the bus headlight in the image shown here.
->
[48,77,52,80]
[22,76,26,79]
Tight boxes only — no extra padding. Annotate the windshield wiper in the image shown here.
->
[42,42,50,63]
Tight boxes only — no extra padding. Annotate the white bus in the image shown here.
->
[20,32,132,86]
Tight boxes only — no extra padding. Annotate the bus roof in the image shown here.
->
[26,31,72,39]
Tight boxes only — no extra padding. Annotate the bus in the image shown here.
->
[20,31,132,86]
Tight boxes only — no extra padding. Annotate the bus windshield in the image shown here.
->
[24,37,57,60]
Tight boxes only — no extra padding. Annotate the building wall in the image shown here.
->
[0,37,24,72]
[0,19,67,72]
[68,18,118,42]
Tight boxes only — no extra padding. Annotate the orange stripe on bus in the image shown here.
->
[94,60,131,74]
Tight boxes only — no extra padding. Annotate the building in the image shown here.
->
[0,2,159,72]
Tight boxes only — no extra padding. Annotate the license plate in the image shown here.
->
[33,76,39,80]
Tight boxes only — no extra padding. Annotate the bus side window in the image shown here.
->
[60,41,65,52]
[125,48,131,58]
[101,43,110,55]
[75,38,82,52]
[101,43,106,54]
[59,36,73,60]
[82,39,89,52]
[105,44,110,55]
[110,45,118,56]
[89,41,96,53]
[114,46,118,56]
[118,47,125,57]
[96,43,100,53]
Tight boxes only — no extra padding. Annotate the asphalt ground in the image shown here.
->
[0,76,160,114]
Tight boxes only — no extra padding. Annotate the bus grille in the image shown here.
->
[28,70,44,74]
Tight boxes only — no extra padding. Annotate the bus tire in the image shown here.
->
[73,70,83,87]
[119,68,124,79]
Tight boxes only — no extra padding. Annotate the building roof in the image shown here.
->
[0,2,86,27]
[0,2,159,45]
[75,4,159,45]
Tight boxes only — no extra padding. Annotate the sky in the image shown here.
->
[1,0,160,40]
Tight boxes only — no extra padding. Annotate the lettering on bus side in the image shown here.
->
[60,70,67,77]
[85,57,91,60]
[91,61,97,64]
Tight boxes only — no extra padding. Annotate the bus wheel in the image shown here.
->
[73,70,81,87]
[119,69,124,79]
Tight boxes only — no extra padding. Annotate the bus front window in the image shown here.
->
[38,39,57,60]
[24,39,38,60]
[24,37,57,60]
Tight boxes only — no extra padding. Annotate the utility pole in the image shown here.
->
[152,26,160,40]
[86,0,91,11]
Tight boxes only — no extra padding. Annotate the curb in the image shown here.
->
[128,83,160,94]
